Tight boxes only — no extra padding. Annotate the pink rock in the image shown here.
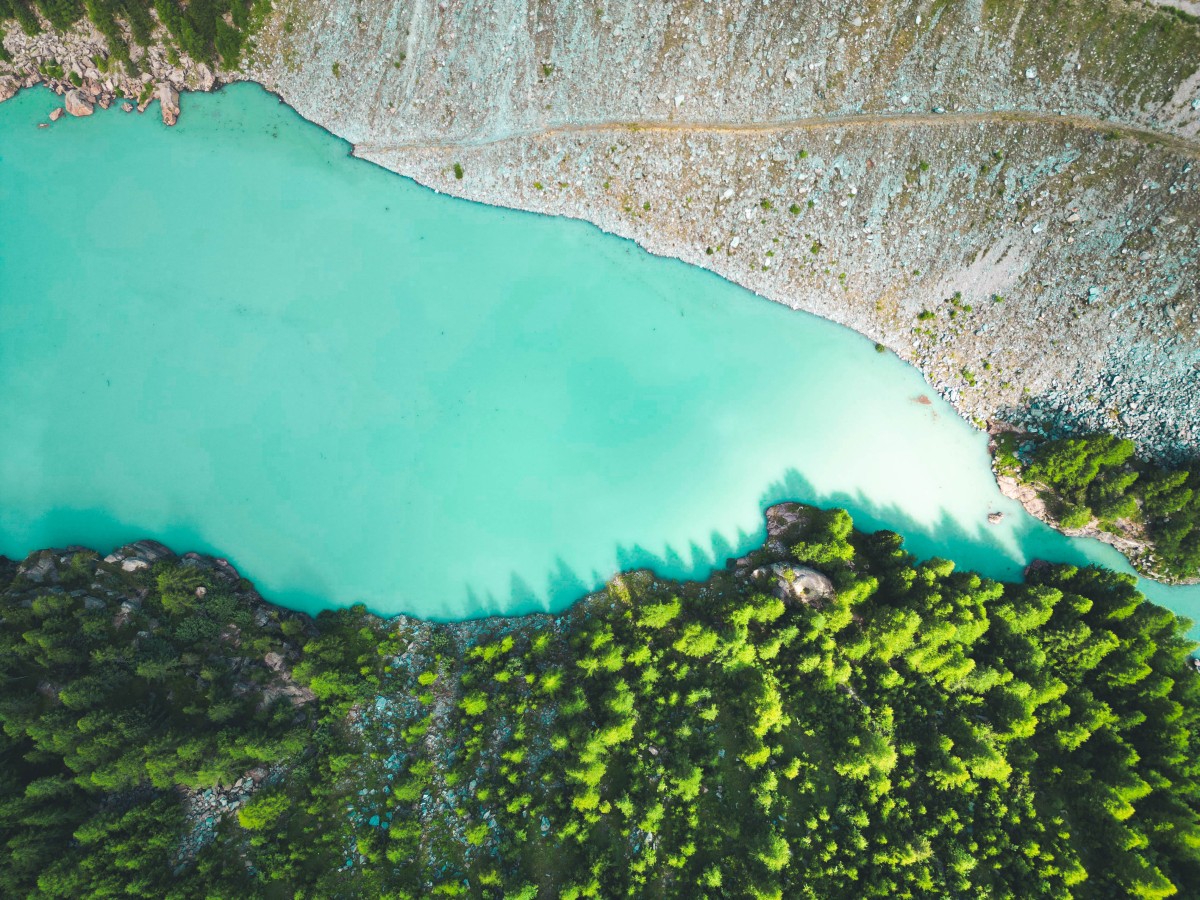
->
[64,89,93,117]
[49,107,64,121]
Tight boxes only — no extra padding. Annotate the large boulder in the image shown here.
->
[158,83,180,126]
[64,90,94,117]
[105,539,176,572]
[751,562,835,604]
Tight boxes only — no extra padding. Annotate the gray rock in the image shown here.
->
[158,83,180,126]
[121,558,150,572]
[753,563,835,603]
[17,553,58,584]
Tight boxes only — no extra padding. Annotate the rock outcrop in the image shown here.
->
[753,563,836,604]
[63,88,92,117]
[158,82,179,126]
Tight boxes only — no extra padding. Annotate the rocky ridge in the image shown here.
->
[2,0,1199,461]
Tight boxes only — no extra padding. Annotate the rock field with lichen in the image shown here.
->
[3,0,1199,459]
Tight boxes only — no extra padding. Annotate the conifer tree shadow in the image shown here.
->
[759,467,1112,581]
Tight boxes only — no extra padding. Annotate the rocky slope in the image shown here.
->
[3,0,1200,459]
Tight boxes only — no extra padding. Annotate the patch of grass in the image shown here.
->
[917,310,936,321]
[788,203,801,214]
[453,163,464,180]
[331,61,341,77]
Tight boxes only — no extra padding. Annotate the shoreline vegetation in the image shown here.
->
[0,0,267,69]
[991,430,1200,586]
[3,503,1200,897]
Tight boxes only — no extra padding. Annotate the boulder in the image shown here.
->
[64,89,94,117]
[114,540,174,564]
[49,107,64,121]
[752,563,835,604]
[17,552,59,584]
[158,83,180,126]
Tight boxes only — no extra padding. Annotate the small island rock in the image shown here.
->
[49,107,64,122]
[64,90,94,117]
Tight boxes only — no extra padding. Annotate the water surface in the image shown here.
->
[2,85,1197,626]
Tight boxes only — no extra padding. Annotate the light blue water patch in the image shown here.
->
[2,85,1198,629]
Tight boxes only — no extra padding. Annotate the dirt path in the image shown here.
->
[357,108,1200,157]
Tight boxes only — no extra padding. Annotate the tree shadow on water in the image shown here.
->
[759,467,1112,582]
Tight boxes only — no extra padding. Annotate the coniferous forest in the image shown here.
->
[0,0,267,67]
[2,503,1199,898]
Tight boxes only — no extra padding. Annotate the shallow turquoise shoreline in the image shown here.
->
[2,84,1197,629]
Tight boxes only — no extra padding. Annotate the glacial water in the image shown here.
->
[2,84,1198,627]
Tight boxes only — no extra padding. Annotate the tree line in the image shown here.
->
[0,0,268,68]
[2,503,1199,897]
[995,431,1200,581]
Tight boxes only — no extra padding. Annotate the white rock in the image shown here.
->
[730,236,741,249]
[1025,67,1038,79]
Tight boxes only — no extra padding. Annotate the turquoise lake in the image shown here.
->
[2,84,1198,625]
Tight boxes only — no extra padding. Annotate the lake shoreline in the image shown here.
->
[3,7,1199,464]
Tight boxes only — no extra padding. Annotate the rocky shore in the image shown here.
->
[2,0,1199,465]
